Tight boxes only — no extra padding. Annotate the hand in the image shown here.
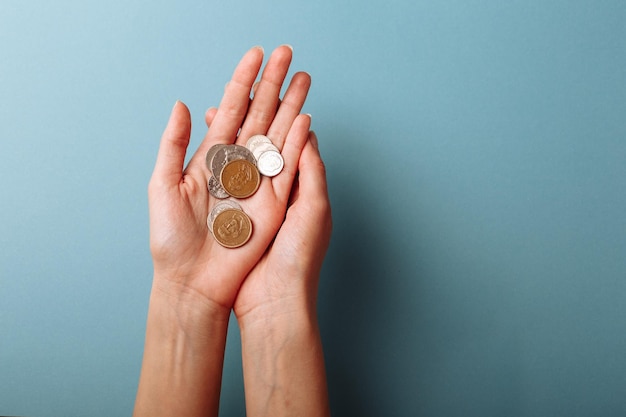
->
[148,45,312,313]
[206,99,332,415]
[233,131,332,325]
[201,106,332,323]
[134,46,313,417]
[237,133,332,417]
[183,42,333,415]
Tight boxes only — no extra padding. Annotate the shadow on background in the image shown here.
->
[317,125,425,415]
[317,125,522,416]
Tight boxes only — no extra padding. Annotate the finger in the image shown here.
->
[211,46,263,138]
[286,171,301,207]
[204,106,218,128]
[266,71,311,150]
[272,114,311,202]
[189,47,264,172]
[151,101,192,187]
[297,131,329,201]
[291,131,332,251]
[238,45,293,143]
[212,46,264,141]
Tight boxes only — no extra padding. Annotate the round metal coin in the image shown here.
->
[245,134,272,151]
[205,144,226,175]
[212,208,252,248]
[220,159,261,198]
[256,149,284,177]
[211,144,256,180]
[208,199,243,230]
[251,142,279,159]
[208,175,229,199]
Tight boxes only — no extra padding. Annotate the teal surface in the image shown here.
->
[1,1,625,415]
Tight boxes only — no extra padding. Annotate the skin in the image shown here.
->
[133,45,331,417]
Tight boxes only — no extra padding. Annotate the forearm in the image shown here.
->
[133,281,230,417]
[240,302,330,417]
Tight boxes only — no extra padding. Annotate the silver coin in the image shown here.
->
[251,142,278,159]
[205,144,226,175]
[230,145,256,165]
[257,149,284,177]
[208,175,229,199]
[208,199,243,230]
[211,145,256,180]
[246,134,272,151]
[211,145,237,178]
[249,141,278,157]
[217,198,242,211]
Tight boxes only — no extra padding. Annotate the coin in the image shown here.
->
[206,144,226,175]
[208,199,243,230]
[256,149,284,177]
[211,145,237,179]
[251,142,278,159]
[211,144,256,180]
[220,159,260,198]
[208,175,229,199]
[212,208,252,248]
[246,134,272,152]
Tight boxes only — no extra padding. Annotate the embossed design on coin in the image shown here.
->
[211,144,256,180]
[212,208,252,248]
[251,142,278,159]
[211,145,237,179]
[208,199,243,230]
[246,134,272,152]
[257,150,284,177]
[208,175,229,199]
[220,159,260,198]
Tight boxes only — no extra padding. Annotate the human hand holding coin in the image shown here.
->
[136,46,329,417]
[204,106,331,331]
[148,45,311,313]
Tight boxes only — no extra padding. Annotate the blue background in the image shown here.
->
[1,1,625,415]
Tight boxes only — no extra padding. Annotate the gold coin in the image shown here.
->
[220,159,260,199]
[212,208,252,248]
[208,199,243,231]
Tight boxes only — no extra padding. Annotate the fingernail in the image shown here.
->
[252,45,265,54]
[281,44,294,51]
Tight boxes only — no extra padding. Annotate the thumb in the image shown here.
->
[298,131,330,203]
[151,101,192,187]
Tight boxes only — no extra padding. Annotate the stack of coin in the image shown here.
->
[204,136,284,248]
[208,199,252,248]
[206,144,261,199]
[245,135,284,177]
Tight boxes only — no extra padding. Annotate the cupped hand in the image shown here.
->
[233,132,332,325]
[148,45,312,311]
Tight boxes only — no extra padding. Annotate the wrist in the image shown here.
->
[237,293,318,333]
[134,277,231,417]
[149,273,231,331]
[235,267,322,329]
[238,297,330,417]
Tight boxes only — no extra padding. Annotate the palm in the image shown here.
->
[150,178,286,304]
[149,46,311,310]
